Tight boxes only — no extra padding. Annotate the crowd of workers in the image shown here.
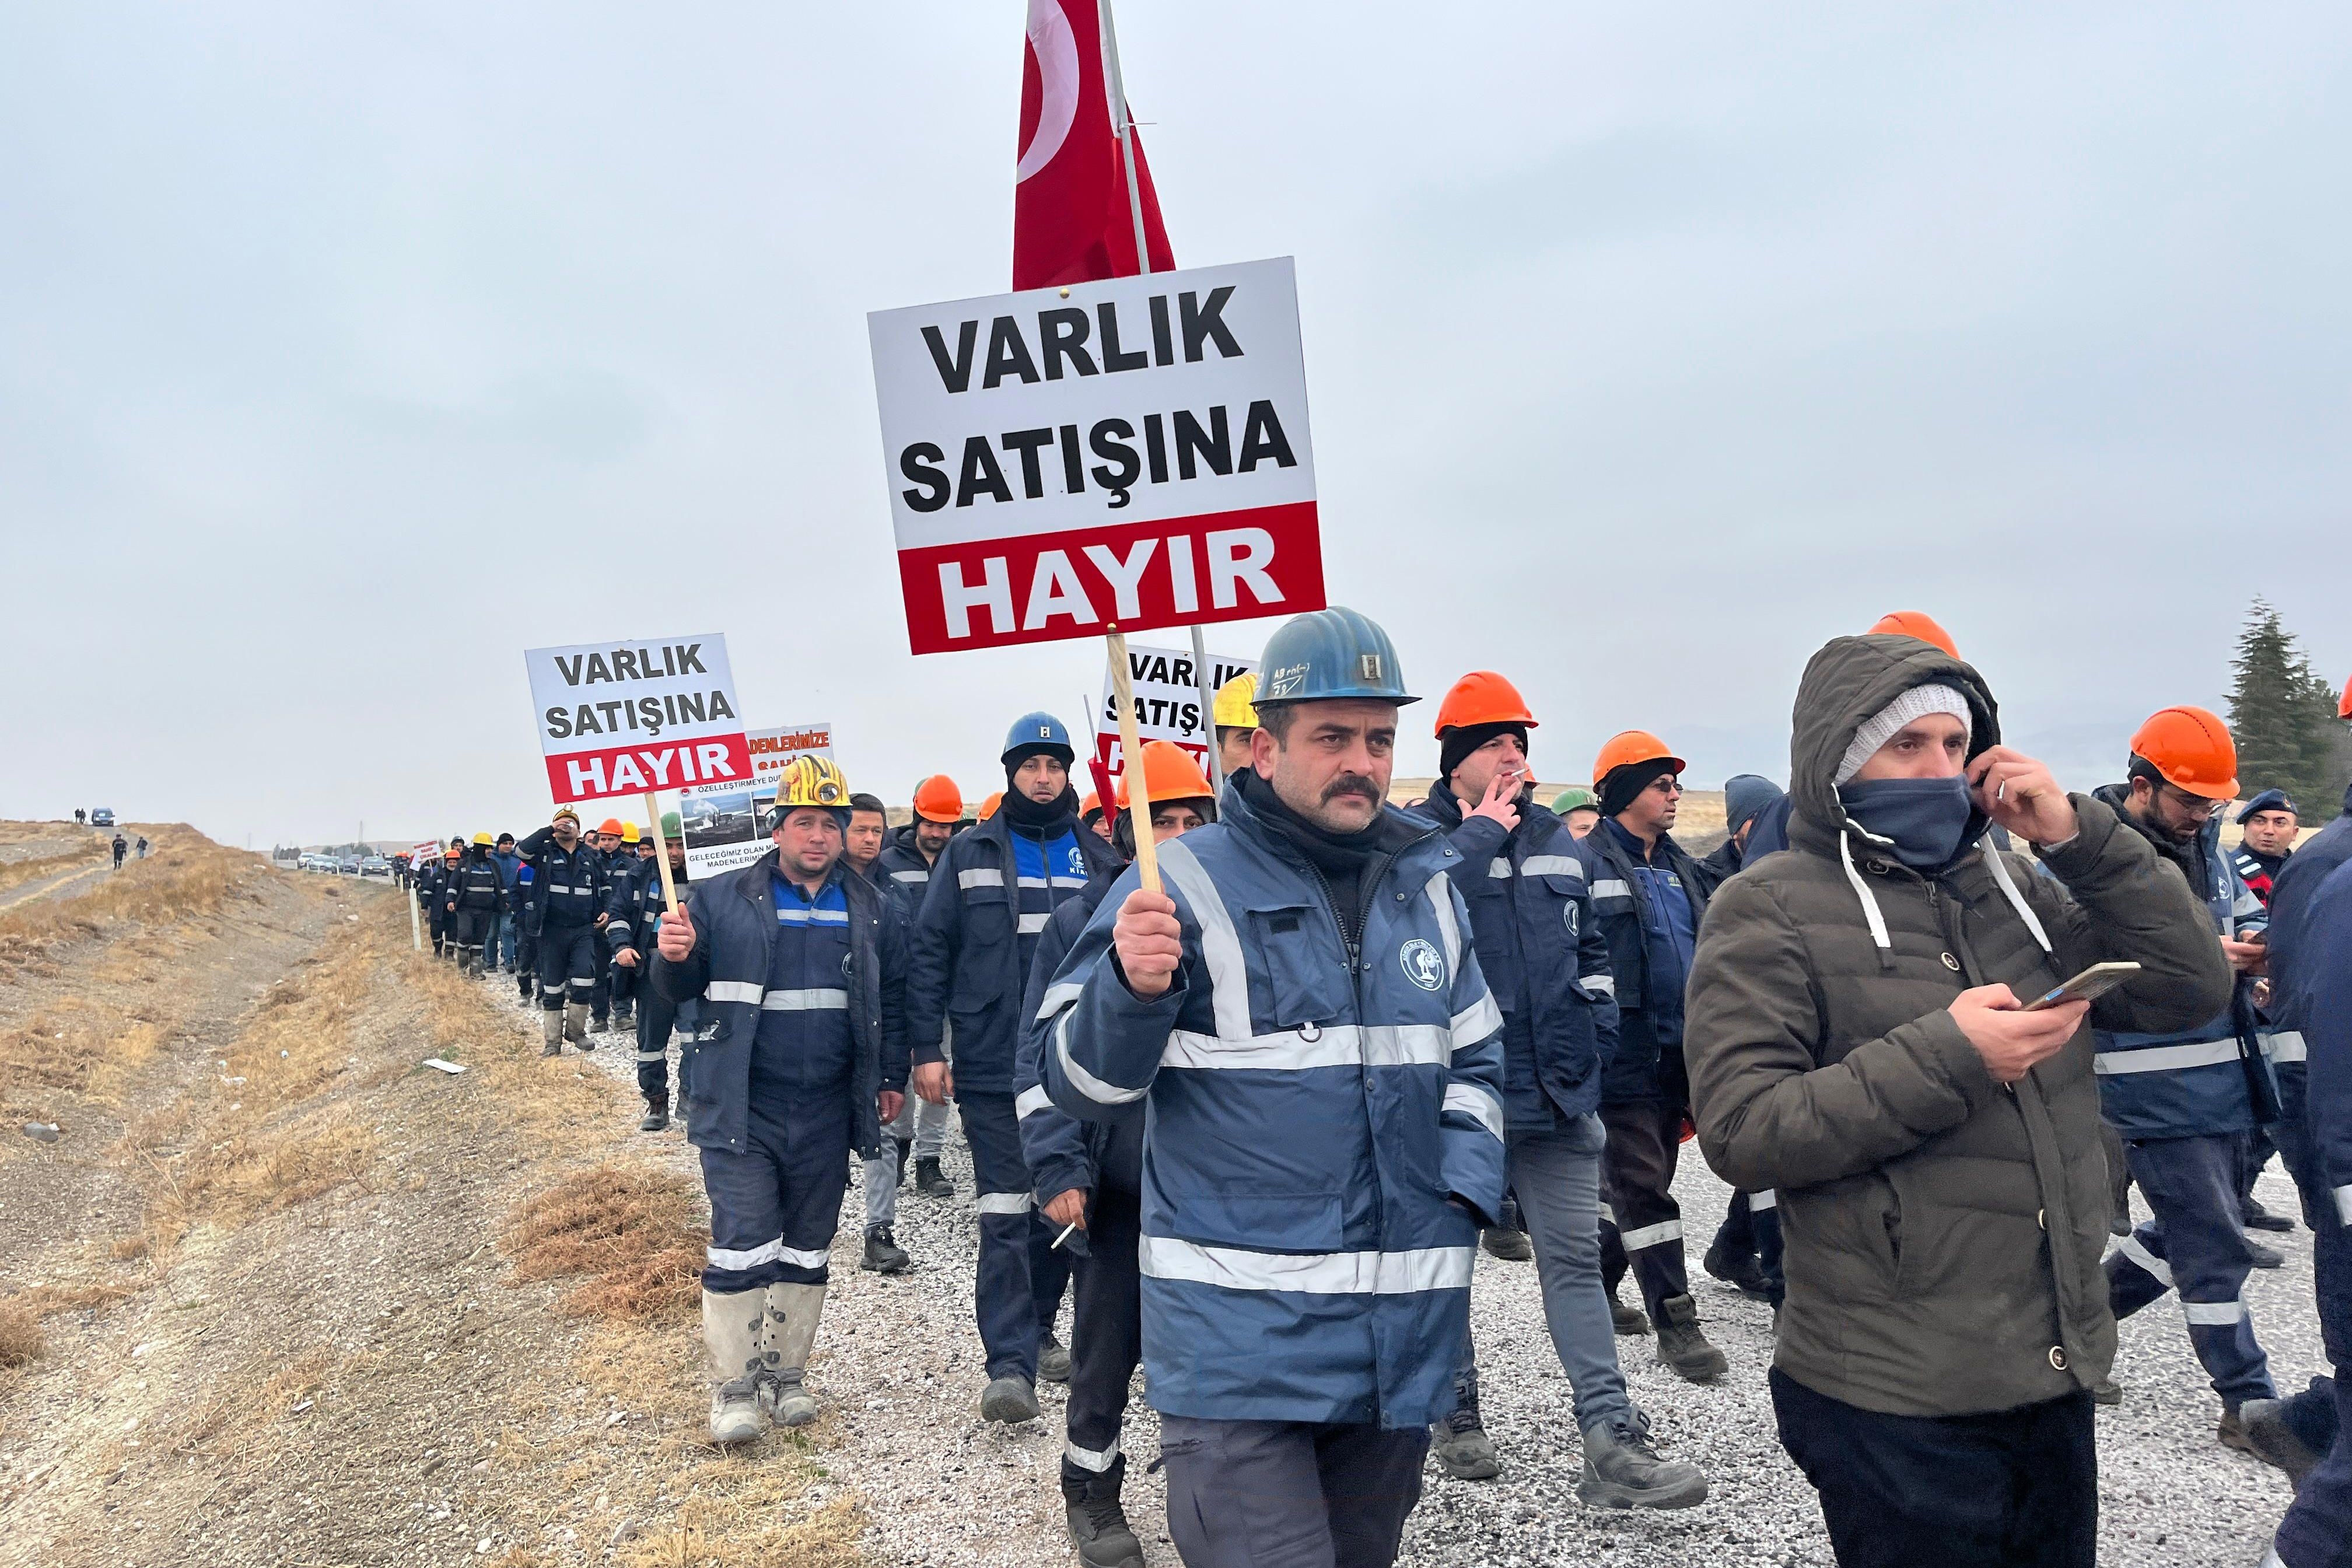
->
[400,606,2351,1568]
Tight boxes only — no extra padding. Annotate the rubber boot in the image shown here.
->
[1430,1366,1501,1480]
[914,1156,955,1199]
[1063,1469,1146,1568]
[757,1282,825,1427]
[541,1009,564,1058]
[564,1001,589,1048]
[639,1101,670,1133]
[1653,1294,1728,1381]
[862,1224,910,1275]
[703,1289,766,1445]
[1577,1409,1708,1509]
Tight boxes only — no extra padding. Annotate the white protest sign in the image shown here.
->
[523,634,750,804]
[1093,643,1258,785]
[869,256,1324,654]
[678,723,834,881]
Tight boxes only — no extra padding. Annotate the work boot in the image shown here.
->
[704,1289,766,1446]
[861,1224,911,1275]
[615,1003,635,1028]
[2243,1200,2294,1233]
[2237,1396,2323,1485]
[1063,1473,1146,1568]
[755,1283,825,1428]
[639,1101,670,1133]
[979,1374,1039,1424]
[2245,1239,2284,1269]
[589,1013,610,1037]
[562,1002,589,1046]
[1653,1294,1728,1381]
[1038,1331,1072,1384]
[1577,1409,1708,1510]
[1608,1283,1650,1336]
[517,972,534,1003]
[2217,1404,2256,1454]
[1430,1370,1500,1480]
[1482,1225,1532,1262]
[541,1010,564,1058]
[1702,1238,1773,1301]
[894,1136,912,1189]
[913,1157,956,1199]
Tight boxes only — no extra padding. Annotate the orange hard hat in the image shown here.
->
[2340,673,2351,720]
[1592,730,1685,788]
[1867,611,1960,660]
[2129,706,2239,800]
[597,817,625,837]
[1081,792,1102,818]
[978,790,1003,821]
[1433,671,1539,738]
[912,774,964,824]
[1116,741,1215,809]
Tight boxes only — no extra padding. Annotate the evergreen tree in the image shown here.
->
[2227,597,2344,807]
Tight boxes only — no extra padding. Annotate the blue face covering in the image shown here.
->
[1838,774,1974,869]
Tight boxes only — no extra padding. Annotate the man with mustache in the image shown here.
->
[1038,607,1507,1568]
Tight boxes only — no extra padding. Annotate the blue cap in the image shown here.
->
[1254,607,1418,707]
[2236,788,2297,824]
[1002,712,1074,767]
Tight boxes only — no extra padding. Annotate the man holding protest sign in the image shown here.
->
[653,755,910,1444]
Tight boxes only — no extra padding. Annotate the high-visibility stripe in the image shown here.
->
[2334,1184,2352,1227]
[1424,873,1462,984]
[2094,1038,2241,1074]
[1443,1083,1504,1141]
[1033,979,1086,1022]
[708,1236,785,1269]
[1018,912,1052,934]
[1016,875,1056,888]
[776,1243,832,1269]
[1597,1203,1616,1226]
[1016,1084,1054,1118]
[762,988,848,1011]
[890,869,929,884]
[1158,839,1252,1042]
[1140,1236,1474,1295]
[1065,1437,1121,1472]
[2114,1234,2173,1286]
[774,906,849,926]
[1751,1189,1777,1211]
[1578,974,1616,998]
[1519,855,1583,878]
[958,868,1003,890]
[1488,859,1512,879]
[1619,1219,1682,1251]
[568,978,595,992]
[1591,879,1632,901]
[2263,1031,2306,1064]
[707,980,765,1005]
[1450,993,1502,1053]
[2181,1298,2245,1325]
[978,1192,1035,1214]
[1158,1023,1452,1072]
[546,884,573,894]
[1056,1010,1149,1105]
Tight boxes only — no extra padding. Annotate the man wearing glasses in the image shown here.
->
[2080,706,2283,1450]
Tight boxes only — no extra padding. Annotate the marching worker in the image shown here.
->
[1684,635,2231,1565]
[1210,672,1258,783]
[1038,607,1507,1568]
[510,852,539,1002]
[489,833,522,973]
[515,807,608,1056]
[2088,708,2283,1444]
[583,818,628,1034]
[111,832,128,869]
[1697,774,1792,1306]
[845,794,890,884]
[909,712,1121,1423]
[2234,789,2299,908]
[1416,673,1708,1507]
[1081,792,1112,844]
[652,756,908,1443]
[604,823,644,1030]
[444,834,505,977]
[1551,787,1600,840]
[1578,732,1728,1381]
[871,774,964,1208]
[1015,741,1209,1568]
[608,817,692,1132]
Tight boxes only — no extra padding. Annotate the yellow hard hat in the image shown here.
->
[621,821,640,844]
[1213,672,1259,731]
[776,755,851,813]
[471,832,494,846]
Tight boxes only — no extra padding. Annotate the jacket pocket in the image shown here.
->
[1245,905,1343,1030]
[949,891,1014,1010]
[1174,1192,1346,1254]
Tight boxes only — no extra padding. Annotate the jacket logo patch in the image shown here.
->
[1563,904,1579,939]
[1400,938,1446,992]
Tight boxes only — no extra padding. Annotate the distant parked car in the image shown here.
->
[90,808,116,828]
[338,857,361,876]
[359,856,390,877]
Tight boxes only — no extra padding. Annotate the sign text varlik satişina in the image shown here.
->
[869,257,1325,654]
[522,634,752,805]
[1093,643,1258,784]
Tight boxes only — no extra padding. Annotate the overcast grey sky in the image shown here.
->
[7,4,2347,848]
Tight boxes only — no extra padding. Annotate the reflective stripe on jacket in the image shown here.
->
[1037,779,1507,1429]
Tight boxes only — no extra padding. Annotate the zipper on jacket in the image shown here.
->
[1297,856,1357,972]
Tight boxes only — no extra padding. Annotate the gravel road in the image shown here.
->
[506,975,2313,1567]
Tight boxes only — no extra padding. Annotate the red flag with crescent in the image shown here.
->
[1013,0,1174,289]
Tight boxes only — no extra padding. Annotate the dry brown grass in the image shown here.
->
[501,1164,705,1325]
[620,1466,863,1568]
[401,942,616,1133]
[0,1300,44,1369]
[0,841,105,897]
[0,824,264,972]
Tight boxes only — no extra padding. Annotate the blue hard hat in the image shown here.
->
[1253,607,1419,707]
[1001,711,1075,766]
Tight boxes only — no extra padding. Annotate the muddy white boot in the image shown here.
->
[563,1001,589,1046]
[757,1282,826,1427]
[703,1289,766,1445]
[541,1009,564,1058]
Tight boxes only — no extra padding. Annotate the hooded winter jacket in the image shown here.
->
[1684,634,2233,1418]
[1037,776,1508,1429]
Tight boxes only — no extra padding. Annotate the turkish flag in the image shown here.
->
[1013,0,1175,290]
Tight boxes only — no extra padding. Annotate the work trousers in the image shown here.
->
[450,908,492,965]
[1598,1094,1691,1317]
[515,921,537,994]
[862,1091,951,1229]
[1457,1112,1629,1433]
[1159,1416,1427,1568]
[2106,1131,2274,1406]
[960,1090,1055,1382]
[1063,1184,1144,1490]
[426,904,449,955]
[1713,1188,1786,1305]
[1771,1368,2095,1568]
[634,991,699,1104]
[698,1086,851,1294]
[589,925,611,1023]
[536,923,599,1010]
[609,951,636,1019]
[2273,1209,2352,1568]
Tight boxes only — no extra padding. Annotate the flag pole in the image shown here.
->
[1190,624,1222,794]
[1098,0,1152,277]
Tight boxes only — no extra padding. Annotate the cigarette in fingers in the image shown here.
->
[1051,1222,1079,1249]
[1996,779,2007,803]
